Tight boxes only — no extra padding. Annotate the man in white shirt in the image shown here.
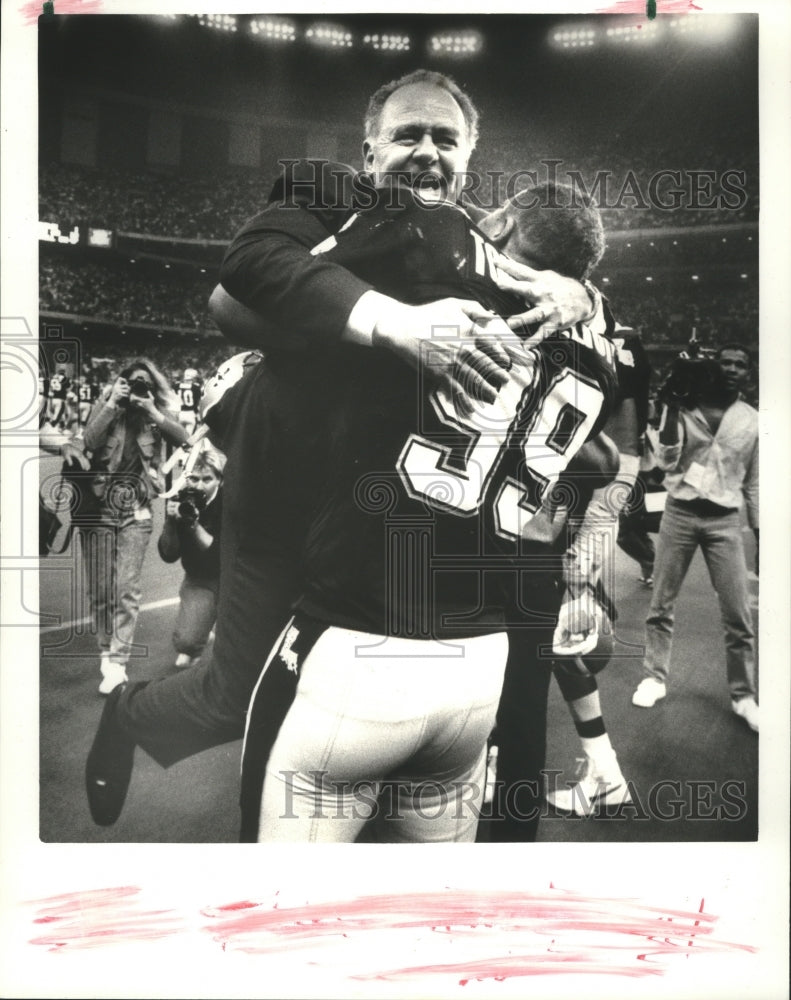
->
[632,344,759,731]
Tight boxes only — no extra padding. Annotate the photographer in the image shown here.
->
[158,447,224,671]
[83,360,188,693]
[631,344,759,731]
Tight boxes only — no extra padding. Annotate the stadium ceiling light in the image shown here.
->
[197,13,237,32]
[306,23,354,48]
[250,17,296,42]
[646,276,653,282]
[363,33,411,52]
[691,274,700,280]
[740,273,748,279]
[428,30,482,56]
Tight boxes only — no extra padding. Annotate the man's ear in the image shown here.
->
[486,211,515,249]
[362,140,374,171]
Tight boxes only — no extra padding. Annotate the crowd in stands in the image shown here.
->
[40,255,758,353]
[40,164,272,242]
[40,131,757,243]
[606,285,758,349]
[476,133,758,232]
[40,257,215,331]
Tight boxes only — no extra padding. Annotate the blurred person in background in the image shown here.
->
[158,444,225,671]
[631,343,759,731]
[83,359,188,694]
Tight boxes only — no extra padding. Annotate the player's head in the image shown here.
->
[363,69,479,202]
[716,343,752,395]
[478,181,606,280]
[184,367,198,381]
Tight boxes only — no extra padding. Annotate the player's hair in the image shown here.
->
[504,181,605,280]
[191,447,225,481]
[364,69,480,150]
[120,358,179,414]
[715,342,753,367]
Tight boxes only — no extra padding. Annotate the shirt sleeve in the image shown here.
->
[742,433,759,529]
[219,160,374,346]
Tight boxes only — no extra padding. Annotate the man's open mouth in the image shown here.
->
[412,172,449,202]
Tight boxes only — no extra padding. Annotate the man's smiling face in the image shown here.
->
[363,82,472,202]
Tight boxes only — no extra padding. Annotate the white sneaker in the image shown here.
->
[98,658,128,695]
[632,677,666,708]
[732,697,758,732]
[547,755,632,817]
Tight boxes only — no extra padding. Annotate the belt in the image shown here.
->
[670,496,739,517]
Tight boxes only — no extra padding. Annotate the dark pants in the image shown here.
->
[617,472,656,572]
[486,571,563,843]
[116,541,300,767]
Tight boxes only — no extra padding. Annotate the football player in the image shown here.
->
[233,177,619,842]
[177,366,203,437]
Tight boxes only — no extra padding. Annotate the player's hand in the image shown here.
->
[108,377,130,407]
[553,591,600,656]
[493,258,595,337]
[372,298,515,416]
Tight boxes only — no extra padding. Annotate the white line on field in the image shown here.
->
[40,596,180,634]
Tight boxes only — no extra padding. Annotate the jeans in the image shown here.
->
[172,575,218,657]
[80,514,153,668]
[642,497,756,700]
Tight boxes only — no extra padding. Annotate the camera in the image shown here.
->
[658,348,729,409]
[117,377,152,407]
[176,486,207,524]
[128,377,152,399]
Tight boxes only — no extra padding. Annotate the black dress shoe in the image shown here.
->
[85,683,137,826]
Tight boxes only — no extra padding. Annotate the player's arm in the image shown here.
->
[218,160,376,346]
[215,160,513,409]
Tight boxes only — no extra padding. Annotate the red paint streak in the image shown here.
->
[26,886,756,984]
[27,887,182,951]
[201,888,757,983]
[595,1,703,13]
[20,0,106,26]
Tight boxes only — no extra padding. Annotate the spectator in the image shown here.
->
[83,359,188,693]
[631,344,759,731]
[158,445,224,671]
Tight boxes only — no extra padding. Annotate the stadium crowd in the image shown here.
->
[40,130,757,242]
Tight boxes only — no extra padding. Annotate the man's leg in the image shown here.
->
[255,627,505,844]
[117,545,301,766]
[86,544,301,827]
[172,576,217,662]
[109,516,152,671]
[488,573,562,843]
[699,512,757,703]
[639,500,699,688]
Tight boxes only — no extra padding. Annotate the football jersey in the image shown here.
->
[77,377,100,405]
[296,191,619,638]
[49,373,69,399]
[178,378,203,413]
